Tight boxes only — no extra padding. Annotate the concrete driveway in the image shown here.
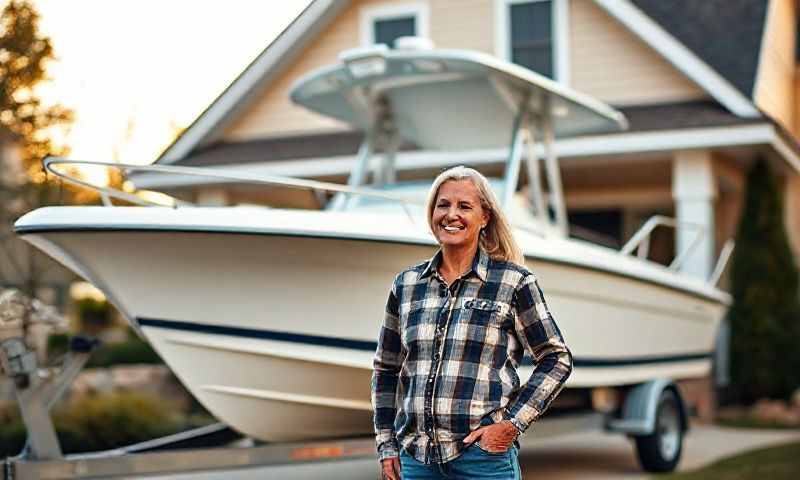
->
[518,423,800,479]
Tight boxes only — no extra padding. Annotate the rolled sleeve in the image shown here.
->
[371,277,405,458]
[504,273,573,432]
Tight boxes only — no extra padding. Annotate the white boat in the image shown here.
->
[15,45,730,443]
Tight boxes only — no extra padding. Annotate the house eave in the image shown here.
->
[133,122,798,190]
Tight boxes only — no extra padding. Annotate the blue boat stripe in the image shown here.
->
[138,317,376,351]
[137,318,711,368]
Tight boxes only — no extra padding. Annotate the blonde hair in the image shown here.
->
[426,166,524,265]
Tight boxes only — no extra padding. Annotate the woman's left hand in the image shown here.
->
[462,420,518,452]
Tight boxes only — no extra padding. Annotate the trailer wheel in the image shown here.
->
[634,389,683,472]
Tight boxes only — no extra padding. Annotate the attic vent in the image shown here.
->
[395,36,434,51]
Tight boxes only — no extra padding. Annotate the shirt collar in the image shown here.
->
[420,247,489,283]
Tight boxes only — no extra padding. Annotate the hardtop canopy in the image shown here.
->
[290,45,628,150]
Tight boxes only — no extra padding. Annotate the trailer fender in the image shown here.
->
[605,379,688,436]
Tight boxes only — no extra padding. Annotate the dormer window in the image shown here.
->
[375,17,416,47]
[496,0,569,84]
[360,3,430,48]
[510,1,553,77]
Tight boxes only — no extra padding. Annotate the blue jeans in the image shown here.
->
[399,443,521,479]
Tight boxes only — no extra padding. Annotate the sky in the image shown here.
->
[30,0,311,182]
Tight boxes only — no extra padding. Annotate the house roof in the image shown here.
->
[178,101,763,167]
[631,0,768,98]
[155,0,770,167]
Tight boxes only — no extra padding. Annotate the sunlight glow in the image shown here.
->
[32,0,311,170]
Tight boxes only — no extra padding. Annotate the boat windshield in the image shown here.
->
[338,178,548,236]
[338,178,504,214]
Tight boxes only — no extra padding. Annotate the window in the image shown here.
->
[374,17,416,48]
[510,1,553,77]
[360,3,430,48]
[495,0,569,83]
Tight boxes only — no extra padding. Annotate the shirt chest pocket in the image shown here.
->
[461,299,512,330]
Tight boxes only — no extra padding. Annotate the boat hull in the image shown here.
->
[19,226,725,442]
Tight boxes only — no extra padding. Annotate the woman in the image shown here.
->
[372,166,573,480]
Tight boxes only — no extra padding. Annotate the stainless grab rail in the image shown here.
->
[621,215,706,273]
[621,214,735,285]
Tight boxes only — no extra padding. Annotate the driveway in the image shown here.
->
[517,423,800,479]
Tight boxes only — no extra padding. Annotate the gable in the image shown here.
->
[632,0,768,98]
[223,0,498,143]
[222,0,709,146]
[570,0,706,106]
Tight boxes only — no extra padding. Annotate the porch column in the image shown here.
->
[672,150,717,280]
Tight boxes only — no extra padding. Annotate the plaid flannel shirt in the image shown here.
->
[371,247,573,464]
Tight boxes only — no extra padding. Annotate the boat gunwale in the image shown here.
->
[15,222,731,305]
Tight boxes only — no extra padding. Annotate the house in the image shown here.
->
[125,0,800,420]
[133,0,800,286]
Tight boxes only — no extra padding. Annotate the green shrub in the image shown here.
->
[45,334,162,368]
[53,392,181,453]
[728,159,800,403]
[85,337,163,368]
[0,406,25,458]
[76,297,112,332]
[0,392,189,458]
[46,333,70,359]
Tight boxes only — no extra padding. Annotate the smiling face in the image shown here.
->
[431,180,490,250]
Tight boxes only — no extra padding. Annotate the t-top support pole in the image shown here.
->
[502,107,529,209]
[540,96,568,235]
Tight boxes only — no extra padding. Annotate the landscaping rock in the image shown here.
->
[752,398,800,425]
[68,365,191,410]
[71,368,114,396]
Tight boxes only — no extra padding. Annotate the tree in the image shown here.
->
[0,0,74,297]
[728,158,800,403]
[1,0,72,173]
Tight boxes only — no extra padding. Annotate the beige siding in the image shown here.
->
[430,0,494,53]
[223,1,366,141]
[795,68,800,134]
[225,0,708,142]
[786,174,800,268]
[569,0,706,105]
[755,0,796,135]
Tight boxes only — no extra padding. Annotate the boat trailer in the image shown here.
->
[1,325,692,478]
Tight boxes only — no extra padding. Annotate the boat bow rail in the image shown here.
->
[40,157,422,222]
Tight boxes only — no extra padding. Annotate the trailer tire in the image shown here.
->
[634,389,683,472]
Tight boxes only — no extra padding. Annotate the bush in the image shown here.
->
[0,392,191,458]
[85,336,162,368]
[54,392,181,453]
[76,297,112,332]
[45,333,162,368]
[0,406,26,458]
[46,332,70,359]
[728,159,800,403]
